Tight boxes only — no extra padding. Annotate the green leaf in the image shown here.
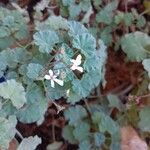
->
[69,4,81,18]
[33,30,59,53]
[138,107,150,132]
[93,0,102,7]
[67,90,82,104]
[136,16,146,28]
[72,71,102,98]
[31,53,50,65]
[27,63,44,80]
[6,71,18,80]
[84,40,107,72]
[96,0,118,24]
[0,101,17,118]
[17,135,41,150]
[73,121,90,141]
[0,8,28,49]
[0,79,26,109]
[142,58,150,90]
[0,26,10,38]
[94,132,105,147]
[124,13,134,26]
[0,115,17,149]
[79,140,91,150]
[72,78,91,98]
[107,94,123,110]
[0,52,8,71]
[72,33,96,57]
[17,83,47,123]
[79,0,91,12]
[62,0,74,6]
[36,16,68,31]
[45,80,66,100]
[114,11,124,24]
[0,48,32,71]
[121,32,150,62]
[64,105,87,126]
[68,21,88,37]
[0,37,14,50]
[92,111,119,135]
[110,142,120,150]
[142,59,150,78]
[100,26,113,46]
[62,125,77,144]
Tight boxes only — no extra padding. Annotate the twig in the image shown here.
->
[138,93,150,99]
[53,101,65,114]
[84,99,92,114]
[117,84,133,96]
[52,115,56,142]
[139,8,150,17]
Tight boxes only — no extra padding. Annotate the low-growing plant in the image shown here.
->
[0,0,150,149]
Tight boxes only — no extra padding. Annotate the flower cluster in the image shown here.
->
[44,54,83,88]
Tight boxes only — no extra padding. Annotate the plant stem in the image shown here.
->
[52,115,56,142]
[16,129,23,140]
[84,99,92,114]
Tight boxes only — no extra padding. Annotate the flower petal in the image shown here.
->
[76,66,83,72]
[51,80,55,88]
[54,78,64,86]
[70,65,76,70]
[70,59,76,63]
[44,75,51,80]
[49,69,54,76]
[76,54,82,65]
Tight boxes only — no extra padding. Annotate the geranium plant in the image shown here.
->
[0,0,150,149]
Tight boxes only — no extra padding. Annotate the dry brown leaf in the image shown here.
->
[121,126,148,150]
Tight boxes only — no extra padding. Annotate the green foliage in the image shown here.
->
[0,2,149,149]
[73,121,90,141]
[17,135,41,150]
[17,83,47,123]
[0,115,17,149]
[64,105,87,126]
[0,79,26,109]
[0,7,28,50]
[60,0,91,19]
[62,125,77,144]
[72,33,96,57]
[142,59,150,77]
[142,59,150,92]
[121,32,150,62]
[63,105,120,149]
[138,107,150,132]
[0,48,31,73]
[68,21,88,37]
[35,16,68,31]
[107,94,123,111]
[45,80,66,100]
[79,140,91,150]
[27,63,44,80]
[96,0,118,24]
[33,30,59,53]
[94,133,105,147]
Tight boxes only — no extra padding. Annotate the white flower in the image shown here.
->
[70,54,83,72]
[44,69,64,88]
